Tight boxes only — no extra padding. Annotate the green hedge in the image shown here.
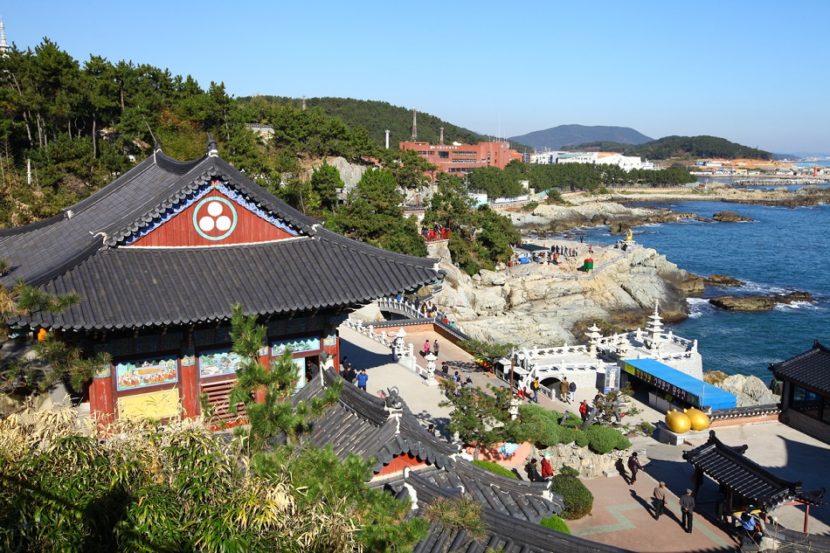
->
[472,459,518,480]
[539,514,571,534]
[512,404,630,454]
[550,474,593,520]
[584,425,631,454]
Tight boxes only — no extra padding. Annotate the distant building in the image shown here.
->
[245,123,274,140]
[399,140,522,175]
[530,150,654,171]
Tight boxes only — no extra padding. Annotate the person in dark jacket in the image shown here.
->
[525,459,543,482]
[627,452,643,484]
[679,489,695,533]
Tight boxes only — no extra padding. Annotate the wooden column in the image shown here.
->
[179,345,200,419]
[323,329,340,372]
[255,346,269,404]
[89,363,115,426]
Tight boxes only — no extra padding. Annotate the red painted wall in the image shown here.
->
[374,453,426,476]
[130,190,294,247]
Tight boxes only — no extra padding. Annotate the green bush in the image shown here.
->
[539,514,571,534]
[559,465,579,478]
[472,459,518,480]
[584,425,631,454]
[521,201,539,212]
[550,475,593,520]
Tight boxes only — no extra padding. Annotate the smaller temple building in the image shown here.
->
[770,341,830,443]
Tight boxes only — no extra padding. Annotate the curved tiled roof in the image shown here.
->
[2,150,441,330]
[770,340,830,395]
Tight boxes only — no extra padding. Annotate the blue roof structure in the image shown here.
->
[622,358,737,410]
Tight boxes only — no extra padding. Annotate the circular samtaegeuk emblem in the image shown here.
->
[192,196,238,240]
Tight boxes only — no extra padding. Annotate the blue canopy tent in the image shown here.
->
[622,358,737,411]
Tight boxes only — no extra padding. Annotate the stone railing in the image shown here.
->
[377,297,426,320]
[343,318,394,348]
[344,317,438,386]
[523,344,589,359]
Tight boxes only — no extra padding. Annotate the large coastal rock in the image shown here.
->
[709,291,812,311]
[713,211,754,223]
[428,240,693,347]
[716,374,780,407]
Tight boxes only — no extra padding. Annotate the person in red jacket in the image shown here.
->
[540,456,554,480]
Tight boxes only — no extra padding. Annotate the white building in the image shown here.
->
[529,150,654,171]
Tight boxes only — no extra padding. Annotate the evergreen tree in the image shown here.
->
[227,305,340,451]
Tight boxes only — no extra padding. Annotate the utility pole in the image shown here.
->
[385,129,390,149]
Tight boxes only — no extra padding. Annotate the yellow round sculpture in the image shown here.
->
[684,407,711,431]
[665,409,692,433]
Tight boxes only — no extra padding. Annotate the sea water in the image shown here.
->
[579,201,830,379]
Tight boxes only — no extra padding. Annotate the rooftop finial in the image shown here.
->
[206,133,218,157]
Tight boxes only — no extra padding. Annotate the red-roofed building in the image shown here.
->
[399,140,522,175]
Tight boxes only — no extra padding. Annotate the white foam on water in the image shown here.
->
[685,297,712,319]
[738,280,789,295]
[773,301,819,311]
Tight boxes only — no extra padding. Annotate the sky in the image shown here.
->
[3,0,830,153]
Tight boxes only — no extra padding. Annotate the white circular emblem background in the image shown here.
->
[192,197,238,240]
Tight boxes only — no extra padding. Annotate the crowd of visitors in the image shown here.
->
[421,224,451,242]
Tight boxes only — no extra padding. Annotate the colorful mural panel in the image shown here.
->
[271,337,321,355]
[199,349,243,378]
[116,357,178,391]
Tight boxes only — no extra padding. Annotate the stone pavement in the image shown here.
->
[641,421,830,536]
[567,469,738,552]
[338,326,450,422]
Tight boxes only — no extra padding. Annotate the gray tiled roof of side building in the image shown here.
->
[770,340,830,395]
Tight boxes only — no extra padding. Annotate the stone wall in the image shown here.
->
[539,442,631,479]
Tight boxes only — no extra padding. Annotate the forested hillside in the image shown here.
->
[572,135,771,160]
[238,96,509,149]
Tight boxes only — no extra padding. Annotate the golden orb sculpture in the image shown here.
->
[684,407,711,431]
[665,409,692,433]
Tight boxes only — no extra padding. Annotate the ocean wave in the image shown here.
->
[738,280,790,295]
[685,297,713,319]
[773,301,820,311]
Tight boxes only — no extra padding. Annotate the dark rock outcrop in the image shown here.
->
[709,291,812,311]
[713,211,753,223]
[704,274,745,287]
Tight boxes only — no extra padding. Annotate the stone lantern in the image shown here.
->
[393,327,407,361]
[424,351,438,386]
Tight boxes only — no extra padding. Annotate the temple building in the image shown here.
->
[0,142,441,422]
[770,341,830,442]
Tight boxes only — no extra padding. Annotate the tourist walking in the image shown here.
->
[559,378,569,402]
[342,364,356,384]
[531,377,540,403]
[356,369,369,392]
[653,481,668,520]
[422,339,431,356]
[568,380,577,403]
[680,489,695,533]
[433,339,439,355]
[627,452,643,485]
[579,399,590,422]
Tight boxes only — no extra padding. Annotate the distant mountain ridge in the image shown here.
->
[572,135,772,160]
[509,124,653,151]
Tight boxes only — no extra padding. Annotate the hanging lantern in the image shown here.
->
[37,328,48,342]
